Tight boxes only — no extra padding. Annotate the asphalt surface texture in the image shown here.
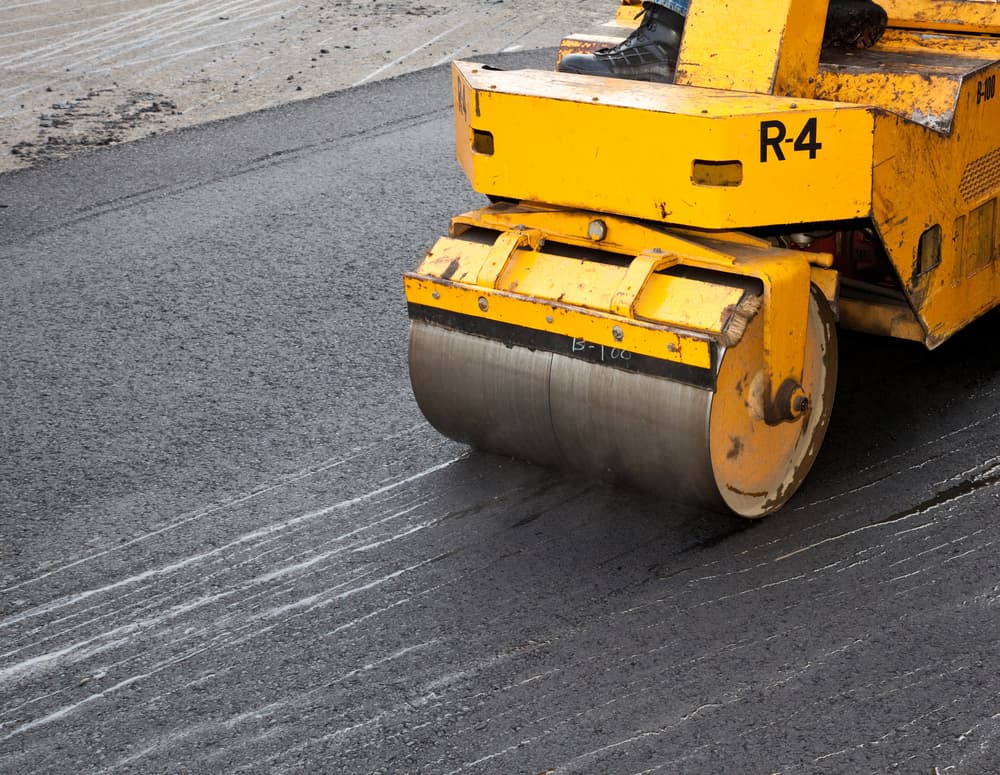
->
[3,49,1000,774]
[0,0,611,173]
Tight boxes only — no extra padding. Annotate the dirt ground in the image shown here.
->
[0,0,616,174]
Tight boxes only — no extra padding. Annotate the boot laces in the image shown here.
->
[605,7,659,54]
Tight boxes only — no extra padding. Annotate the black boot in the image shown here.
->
[557,2,683,84]
[823,0,888,49]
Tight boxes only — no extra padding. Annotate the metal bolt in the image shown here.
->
[787,386,810,419]
[773,380,811,423]
[478,296,489,312]
[545,315,554,324]
[612,325,624,342]
[587,219,607,241]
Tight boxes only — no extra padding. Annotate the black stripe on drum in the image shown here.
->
[408,303,718,390]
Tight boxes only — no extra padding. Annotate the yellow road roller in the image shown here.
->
[403,0,1000,517]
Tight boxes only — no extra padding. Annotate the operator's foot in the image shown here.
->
[557,2,683,84]
[823,0,888,49]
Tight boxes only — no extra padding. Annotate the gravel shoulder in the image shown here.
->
[0,0,614,173]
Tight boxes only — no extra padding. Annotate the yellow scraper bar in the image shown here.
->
[404,236,734,383]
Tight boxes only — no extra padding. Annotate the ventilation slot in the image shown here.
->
[960,147,1000,202]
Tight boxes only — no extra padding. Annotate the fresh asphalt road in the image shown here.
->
[2,51,1000,774]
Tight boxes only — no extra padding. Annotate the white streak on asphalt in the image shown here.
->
[353,23,465,87]
[351,521,434,553]
[0,454,463,629]
[330,640,440,687]
[334,558,436,602]
[2,424,429,593]
[0,504,448,685]
[2,638,224,742]
[777,469,999,562]
[444,740,541,774]
[0,0,247,66]
[65,4,290,71]
[0,628,136,683]
[322,596,417,637]
[854,410,1000,479]
[0,671,153,742]
[791,415,1000,514]
[253,503,427,583]
[0,484,457,741]
[2,1,71,12]
[108,638,442,772]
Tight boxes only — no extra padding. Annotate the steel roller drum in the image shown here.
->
[408,289,837,517]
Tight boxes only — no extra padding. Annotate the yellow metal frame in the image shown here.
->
[405,204,836,423]
[460,0,1000,348]
[409,0,1000,441]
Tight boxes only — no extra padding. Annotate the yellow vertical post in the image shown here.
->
[675,0,829,96]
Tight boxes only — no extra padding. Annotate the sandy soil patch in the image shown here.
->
[0,0,615,173]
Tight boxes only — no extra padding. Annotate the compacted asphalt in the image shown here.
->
[2,51,1000,774]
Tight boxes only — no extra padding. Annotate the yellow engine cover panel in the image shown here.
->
[453,62,875,230]
[870,59,1000,346]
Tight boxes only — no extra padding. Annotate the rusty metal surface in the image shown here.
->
[882,0,1000,34]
